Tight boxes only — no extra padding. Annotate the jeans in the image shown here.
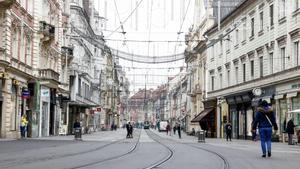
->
[288,134,294,145]
[259,127,272,155]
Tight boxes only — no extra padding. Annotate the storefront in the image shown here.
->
[276,80,300,141]
[0,78,3,137]
[226,92,253,139]
[191,99,217,138]
[40,86,50,137]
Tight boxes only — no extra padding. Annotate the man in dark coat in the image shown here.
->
[286,118,295,145]
[177,123,181,139]
[225,122,232,141]
[126,122,130,138]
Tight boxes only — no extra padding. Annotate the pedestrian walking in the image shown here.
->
[126,122,131,138]
[286,118,296,145]
[252,100,278,158]
[177,123,181,139]
[129,123,133,138]
[20,114,28,138]
[173,125,177,135]
[166,123,171,136]
[73,119,81,140]
[225,122,232,141]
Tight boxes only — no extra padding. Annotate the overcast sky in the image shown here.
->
[95,0,195,94]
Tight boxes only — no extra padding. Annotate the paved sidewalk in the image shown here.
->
[29,128,128,142]
[151,129,300,154]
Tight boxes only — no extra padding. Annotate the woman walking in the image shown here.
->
[252,100,278,158]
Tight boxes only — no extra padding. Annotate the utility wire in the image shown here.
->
[107,0,145,38]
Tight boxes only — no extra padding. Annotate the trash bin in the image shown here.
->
[74,127,82,140]
[198,130,205,143]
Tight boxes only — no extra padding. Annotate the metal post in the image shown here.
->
[218,0,221,31]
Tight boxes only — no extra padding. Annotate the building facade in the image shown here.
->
[206,0,300,140]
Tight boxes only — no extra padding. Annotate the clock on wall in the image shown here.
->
[252,88,262,96]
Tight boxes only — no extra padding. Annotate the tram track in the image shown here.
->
[143,130,174,169]
[148,130,230,169]
[68,129,142,169]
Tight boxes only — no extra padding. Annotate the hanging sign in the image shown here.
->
[22,88,30,99]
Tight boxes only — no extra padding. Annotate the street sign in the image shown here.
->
[22,89,30,99]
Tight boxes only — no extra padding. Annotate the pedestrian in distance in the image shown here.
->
[286,118,296,145]
[129,122,133,138]
[225,122,232,141]
[173,124,177,135]
[20,114,28,138]
[166,123,171,136]
[126,122,131,138]
[252,100,278,158]
[177,123,181,139]
[73,119,81,140]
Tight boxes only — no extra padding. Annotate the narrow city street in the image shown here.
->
[1,129,299,169]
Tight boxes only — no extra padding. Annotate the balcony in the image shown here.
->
[0,47,10,65]
[39,69,59,82]
[0,0,15,8]
[39,21,55,40]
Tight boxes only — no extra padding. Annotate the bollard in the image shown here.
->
[198,130,205,143]
[74,127,82,141]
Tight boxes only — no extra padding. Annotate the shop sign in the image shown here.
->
[41,89,50,97]
[291,83,300,89]
[21,89,30,99]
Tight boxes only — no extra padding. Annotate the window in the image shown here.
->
[235,67,239,84]
[219,74,223,89]
[280,0,286,18]
[250,60,254,79]
[220,41,223,55]
[226,35,230,51]
[243,20,247,41]
[270,4,274,26]
[78,78,81,95]
[211,76,215,91]
[26,37,31,66]
[235,29,239,45]
[269,52,273,74]
[212,45,215,58]
[227,70,230,87]
[251,18,255,37]
[259,11,263,31]
[242,63,246,82]
[259,56,263,77]
[281,47,286,70]
[294,42,299,66]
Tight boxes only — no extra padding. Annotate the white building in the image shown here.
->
[206,0,300,140]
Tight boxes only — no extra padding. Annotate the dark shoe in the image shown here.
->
[268,151,271,157]
[262,154,266,158]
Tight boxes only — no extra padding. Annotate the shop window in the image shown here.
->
[279,99,288,132]
[292,96,300,125]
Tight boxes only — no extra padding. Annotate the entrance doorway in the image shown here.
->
[0,101,2,137]
[49,103,55,135]
[42,102,48,137]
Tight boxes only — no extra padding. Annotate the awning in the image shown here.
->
[191,108,214,122]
